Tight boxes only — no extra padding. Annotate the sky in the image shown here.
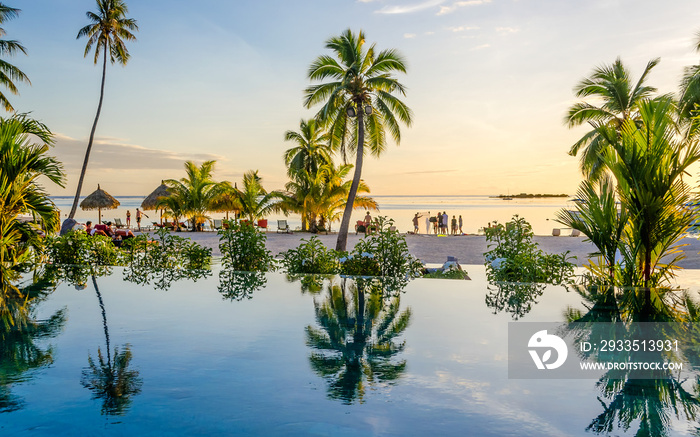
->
[7,0,700,196]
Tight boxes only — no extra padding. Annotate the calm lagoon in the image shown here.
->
[2,266,699,436]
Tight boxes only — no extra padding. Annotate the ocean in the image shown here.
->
[51,195,573,236]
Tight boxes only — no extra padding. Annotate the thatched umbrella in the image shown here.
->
[141,181,171,225]
[80,185,120,224]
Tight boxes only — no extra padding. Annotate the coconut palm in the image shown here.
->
[565,57,659,181]
[67,0,138,220]
[162,160,227,231]
[0,114,64,283]
[680,31,700,121]
[304,29,412,251]
[0,4,29,112]
[283,118,333,178]
[232,170,284,223]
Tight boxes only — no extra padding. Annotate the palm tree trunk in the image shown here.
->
[68,41,108,219]
[335,111,364,252]
[92,274,111,369]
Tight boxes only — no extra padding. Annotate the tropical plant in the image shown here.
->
[218,220,275,272]
[0,115,64,282]
[232,170,284,223]
[162,160,228,231]
[281,237,340,274]
[602,98,700,287]
[483,215,575,284]
[680,31,700,121]
[565,57,659,181]
[0,3,29,112]
[45,231,125,266]
[68,0,138,220]
[306,277,411,404]
[304,29,412,251]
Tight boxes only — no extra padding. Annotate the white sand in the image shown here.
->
[134,230,700,269]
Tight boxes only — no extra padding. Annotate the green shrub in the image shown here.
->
[45,231,125,266]
[339,217,423,279]
[280,237,339,274]
[218,220,275,272]
[123,227,212,270]
[483,215,575,284]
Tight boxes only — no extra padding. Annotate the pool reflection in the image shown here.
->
[563,285,700,435]
[302,277,411,404]
[0,269,65,413]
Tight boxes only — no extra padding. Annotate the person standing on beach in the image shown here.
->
[425,212,431,235]
[442,211,448,235]
[451,215,457,235]
[126,210,131,228]
[136,208,148,231]
[412,212,422,234]
[458,215,463,234]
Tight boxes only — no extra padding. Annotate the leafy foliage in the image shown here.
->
[45,231,125,266]
[280,237,340,274]
[218,220,275,272]
[484,215,575,284]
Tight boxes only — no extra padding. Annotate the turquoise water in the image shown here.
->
[51,195,571,235]
[3,266,700,435]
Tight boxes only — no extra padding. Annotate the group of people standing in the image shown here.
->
[413,212,463,235]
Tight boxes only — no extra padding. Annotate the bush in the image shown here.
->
[339,217,423,279]
[122,227,212,270]
[483,215,575,284]
[280,237,339,274]
[45,231,125,266]
[218,220,275,272]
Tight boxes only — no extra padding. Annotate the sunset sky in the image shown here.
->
[8,0,700,196]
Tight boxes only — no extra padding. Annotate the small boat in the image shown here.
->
[502,196,512,201]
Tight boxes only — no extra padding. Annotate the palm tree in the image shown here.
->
[162,160,227,231]
[0,114,64,283]
[283,118,333,178]
[0,3,29,112]
[565,57,659,181]
[232,170,284,223]
[680,31,700,121]
[304,29,412,251]
[311,163,377,231]
[67,0,138,220]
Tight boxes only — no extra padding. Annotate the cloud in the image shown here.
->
[437,0,491,16]
[470,43,491,51]
[496,26,519,35]
[375,0,445,15]
[52,134,225,172]
[404,33,417,39]
[448,25,479,32]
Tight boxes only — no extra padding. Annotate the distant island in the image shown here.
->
[492,193,568,199]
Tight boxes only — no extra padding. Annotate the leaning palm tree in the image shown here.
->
[0,3,29,112]
[67,0,138,220]
[283,118,333,178]
[565,57,659,181]
[304,29,412,251]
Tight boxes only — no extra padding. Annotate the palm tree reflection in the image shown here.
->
[0,269,65,412]
[80,275,142,415]
[305,277,411,404]
[564,285,700,435]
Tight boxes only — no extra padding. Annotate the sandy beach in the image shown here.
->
[136,230,700,269]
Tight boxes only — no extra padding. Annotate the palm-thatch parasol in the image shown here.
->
[80,184,120,224]
[141,181,172,225]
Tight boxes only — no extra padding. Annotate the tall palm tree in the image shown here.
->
[162,160,226,231]
[0,114,64,283]
[232,170,284,223]
[304,29,412,251]
[283,118,332,178]
[565,57,659,181]
[680,31,700,121]
[0,3,29,112]
[68,0,138,220]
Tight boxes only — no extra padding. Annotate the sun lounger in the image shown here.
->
[213,219,223,230]
[114,218,125,228]
[277,220,291,233]
[257,219,268,231]
[552,228,561,236]
[570,229,581,237]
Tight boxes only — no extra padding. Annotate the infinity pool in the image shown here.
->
[2,266,699,436]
